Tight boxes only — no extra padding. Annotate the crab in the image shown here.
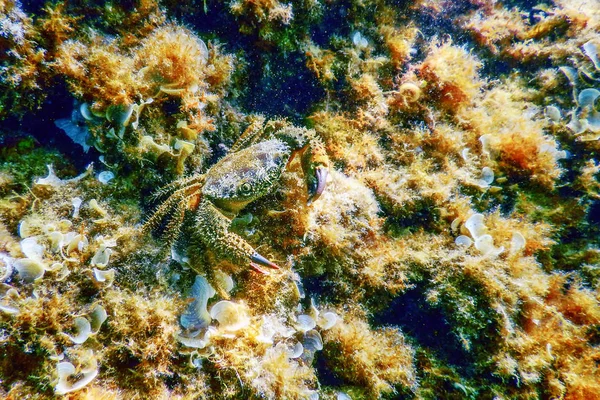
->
[144,124,329,274]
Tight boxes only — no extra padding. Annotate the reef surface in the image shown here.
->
[1,0,600,399]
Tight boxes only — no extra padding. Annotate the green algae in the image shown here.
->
[1,0,600,399]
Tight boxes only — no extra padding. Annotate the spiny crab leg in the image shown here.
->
[249,252,280,274]
[195,199,281,275]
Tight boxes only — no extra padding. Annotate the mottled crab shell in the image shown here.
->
[202,140,291,213]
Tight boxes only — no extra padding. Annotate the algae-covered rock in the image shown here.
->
[2,0,600,399]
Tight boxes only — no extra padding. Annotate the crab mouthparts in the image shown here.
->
[307,167,328,205]
[250,252,280,274]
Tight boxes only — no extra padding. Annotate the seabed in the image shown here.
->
[1,0,600,399]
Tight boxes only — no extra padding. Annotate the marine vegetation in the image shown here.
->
[1,0,600,399]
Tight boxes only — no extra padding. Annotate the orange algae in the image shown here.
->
[323,312,416,398]
[2,0,600,398]
[55,39,139,109]
[418,40,484,110]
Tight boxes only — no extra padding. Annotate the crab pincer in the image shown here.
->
[306,166,328,205]
[249,252,280,275]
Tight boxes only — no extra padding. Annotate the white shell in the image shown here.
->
[66,317,92,344]
[98,171,115,184]
[510,231,526,255]
[545,105,561,122]
[0,253,14,282]
[461,148,470,161]
[317,311,339,330]
[91,246,113,268]
[303,329,324,352]
[89,199,108,217]
[20,237,44,261]
[479,134,493,156]
[181,275,215,330]
[559,66,578,86]
[176,327,216,349]
[47,262,63,272]
[65,234,88,255]
[72,197,83,218]
[176,334,209,349]
[198,38,209,63]
[80,102,94,120]
[14,258,45,282]
[464,213,486,239]
[93,268,115,287]
[450,218,461,232]
[0,303,19,314]
[583,40,600,70]
[215,271,235,294]
[90,304,108,333]
[578,88,600,108]
[455,235,473,248]
[18,219,37,238]
[48,232,64,253]
[289,341,304,358]
[209,300,250,332]
[352,32,368,49]
[295,314,316,333]
[481,167,494,185]
[54,360,98,395]
[474,234,504,256]
[173,139,195,154]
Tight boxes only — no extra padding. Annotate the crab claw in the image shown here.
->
[307,166,328,205]
[250,252,280,274]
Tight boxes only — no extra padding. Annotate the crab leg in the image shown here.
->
[276,127,329,204]
[195,199,280,272]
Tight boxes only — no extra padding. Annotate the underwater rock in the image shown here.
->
[54,115,91,153]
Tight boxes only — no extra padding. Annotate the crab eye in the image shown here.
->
[239,182,252,195]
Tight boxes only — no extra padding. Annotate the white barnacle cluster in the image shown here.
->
[13,209,118,287]
[290,299,339,363]
[247,299,339,399]
[453,213,503,256]
[453,213,526,257]
[15,217,86,282]
[452,214,510,257]
[251,298,338,367]
[1,194,121,395]
[177,274,243,348]
[176,274,340,398]
[560,41,600,140]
